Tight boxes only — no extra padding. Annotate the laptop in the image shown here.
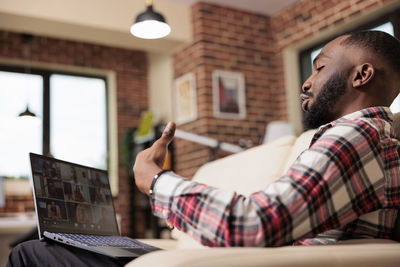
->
[29,152,160,259]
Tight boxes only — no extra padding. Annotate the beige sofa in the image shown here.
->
[128,129,400,267]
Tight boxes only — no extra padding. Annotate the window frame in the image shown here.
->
[0,64,110,172]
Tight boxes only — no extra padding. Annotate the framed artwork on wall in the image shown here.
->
[173,73,197,125]
[212,70,246,119]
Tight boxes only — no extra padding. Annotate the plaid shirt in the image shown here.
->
[151,107,400,247]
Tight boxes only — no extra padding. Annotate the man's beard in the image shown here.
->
[303,72,347,130]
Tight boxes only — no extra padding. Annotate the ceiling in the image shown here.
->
[0,0,299,54]
[165,0,299,16]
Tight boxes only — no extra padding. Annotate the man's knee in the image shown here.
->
[7,240,42,267]
[7,240,126,267]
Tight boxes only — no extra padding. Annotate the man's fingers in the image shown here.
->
[164,219,174,230]
[163,122,176,138]
[157,122,176,146]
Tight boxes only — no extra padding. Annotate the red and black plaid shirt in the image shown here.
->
[151,107,400,246]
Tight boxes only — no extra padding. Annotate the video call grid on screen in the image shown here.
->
[30,153,119,236]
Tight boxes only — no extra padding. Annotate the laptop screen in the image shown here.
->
[29,153,119,237]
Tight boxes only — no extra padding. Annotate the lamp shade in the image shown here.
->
[17,105,41,126]
[130,5,171,39]
[18,105,37,118]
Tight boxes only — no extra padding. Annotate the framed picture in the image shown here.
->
[212,70,246,119]
[173,73,197,125]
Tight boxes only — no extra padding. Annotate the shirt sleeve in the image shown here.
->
[151,122,385,247]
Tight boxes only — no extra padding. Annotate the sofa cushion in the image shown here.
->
[282,129,316,174]
[192,135,297,196]
[128,239,400,267]
[171,229,206,249]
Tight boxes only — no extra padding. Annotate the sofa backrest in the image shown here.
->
[191,135,297,195]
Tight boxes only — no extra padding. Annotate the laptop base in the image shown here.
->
[44,231,159,259]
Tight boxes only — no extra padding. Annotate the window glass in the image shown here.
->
[0,71,43,178]
[50,74,107,169]
[310,47,322,68]
[371,22,394,35]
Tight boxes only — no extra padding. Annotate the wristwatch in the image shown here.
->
[149,170,170,195]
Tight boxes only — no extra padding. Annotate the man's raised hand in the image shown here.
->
[133,122,176,195]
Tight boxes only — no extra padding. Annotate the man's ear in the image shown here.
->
[352,63,375,88]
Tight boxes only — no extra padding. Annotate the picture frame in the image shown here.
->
[173,73,197,125]
[212,70,246,119]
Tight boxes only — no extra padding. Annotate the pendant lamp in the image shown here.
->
[18,105,37,118]
[18,33,39,121]
[130,0,171,39]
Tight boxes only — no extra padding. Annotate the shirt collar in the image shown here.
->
[310,106,393,146]
[336,106,393,123]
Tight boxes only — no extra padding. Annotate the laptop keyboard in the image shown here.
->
[58,233,155,249]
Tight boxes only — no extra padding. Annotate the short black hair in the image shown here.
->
[341,30,400,78]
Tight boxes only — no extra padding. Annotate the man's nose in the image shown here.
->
[302,79,311,93]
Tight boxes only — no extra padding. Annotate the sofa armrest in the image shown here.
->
[126,239,400,267]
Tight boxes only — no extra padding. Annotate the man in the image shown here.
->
[133,30,400,246]
[7,30,400,265]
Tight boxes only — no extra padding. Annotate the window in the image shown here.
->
[0,72,43,178]
[50,74,107,169]
[299,11,400,113]
[0,67,108,179]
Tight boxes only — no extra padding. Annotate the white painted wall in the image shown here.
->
[148,53,174,124]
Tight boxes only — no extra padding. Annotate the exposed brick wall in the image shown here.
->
[273,0,394,50]
[173,3,283,177]
[0,195,35,213]
[0,31,148,236]
[0,180,35,213]
[172,0,397,178]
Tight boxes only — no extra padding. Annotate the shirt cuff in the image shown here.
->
[150,171,189,220]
